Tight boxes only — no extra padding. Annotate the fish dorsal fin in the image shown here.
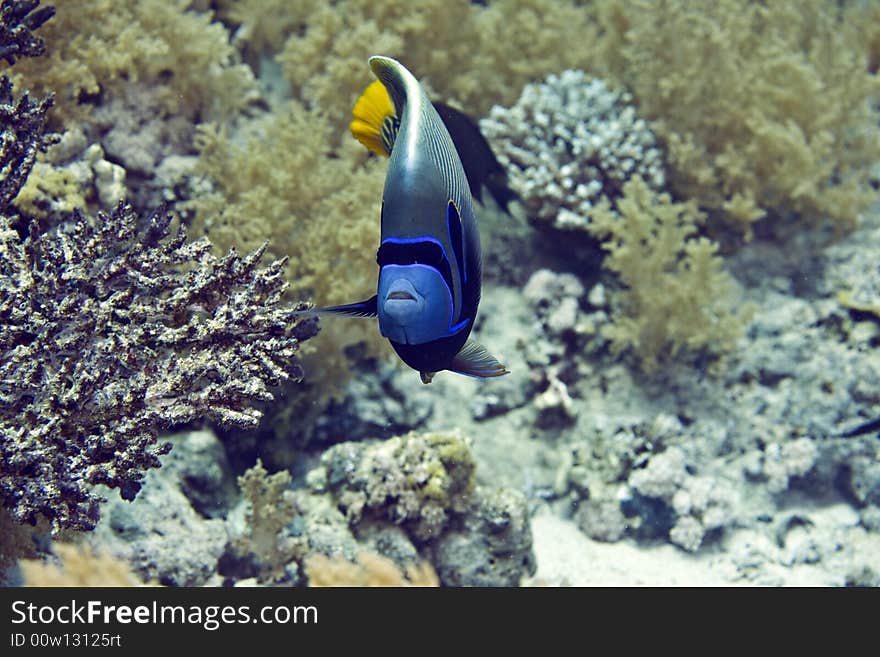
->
[433,102,518,212]
[350,79,399,157]
[290,296,378,319]
[449,340,510,379]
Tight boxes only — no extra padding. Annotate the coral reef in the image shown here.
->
[5,0,880,589]
[312,432,535,586]
[187,106,387,425]
[10,0,257,128]
[219,429,535,587]
[627,446,736,552]
[591,0,880,235]
[481,70,664,231]
[312,431,476,542]
[429,487,535,586]
[588,178,750,370]
[0,201,318,531]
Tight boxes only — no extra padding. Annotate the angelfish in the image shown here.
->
[299,55,508,384]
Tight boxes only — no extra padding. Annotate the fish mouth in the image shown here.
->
[387,290,416,301]
[384,277,420,304]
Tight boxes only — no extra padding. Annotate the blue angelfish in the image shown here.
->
[299,55,508,384]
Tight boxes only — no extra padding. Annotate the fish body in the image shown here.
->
[302,56,507,384]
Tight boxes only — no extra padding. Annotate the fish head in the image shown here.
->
[377,263,466,345]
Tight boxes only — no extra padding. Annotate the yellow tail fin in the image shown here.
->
[350,79,398,157]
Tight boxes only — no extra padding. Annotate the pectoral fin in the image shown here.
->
[291,296,378,318]
[448,340,509,379]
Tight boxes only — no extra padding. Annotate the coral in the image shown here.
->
[574,499,628,543]
[312,431,476,542]
[304,430,536,585]
[225,476,435,586]
[232,459,303,583]
[627,447,735,552]
[10,0,257,128]
[430,487,535,587]
[20,543,150,586]
[761,438,819,494]
[0,0,54,65]
[0,74,56,209]
[91,430,232,586]
[588,178,749,370]
[522,268,586,337]
[226,0,601,133]
[0,201,318,532]
[304,551,438,587]
[591,0,880,235]
[187,106,389,431]
[480,70,664,231]
[15,129,126,218]
[0,505,46,584]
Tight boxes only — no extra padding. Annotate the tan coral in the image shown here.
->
[588,178,751,370]
[590,0,880,236]
[304,551,439,587]
[11,0,257,128]
[20,543,152,587]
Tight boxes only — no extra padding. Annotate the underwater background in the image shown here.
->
[1,0,879,586]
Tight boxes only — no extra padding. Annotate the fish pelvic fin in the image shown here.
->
[290,296,378,319]
[350,79,398,157]
[448,340,510,379]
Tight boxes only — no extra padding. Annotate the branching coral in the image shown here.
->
[232,459,303,583]
[9,0,257,128]
[588,178,749,370]
[0,202,318,532]
[481,69,664,230]
[0,0,54,65]
[188,104,388,416]
[591,0,880,235]
[0,75,56,208]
